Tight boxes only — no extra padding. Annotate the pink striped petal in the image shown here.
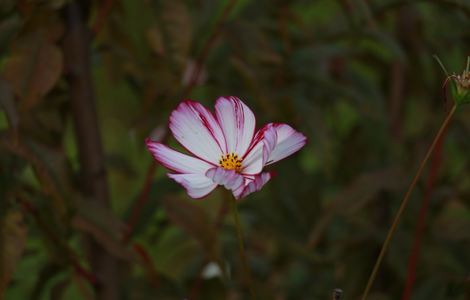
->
[262,124,277,164]
[242,124,277,175]
[266,124,307,165]
[169,101,226,164]
[232,180,247,199]
[237,172,272,199]
[215,96,255,156]
[168,173,218,199]
[205,167,245,192]
[146,139,214,174]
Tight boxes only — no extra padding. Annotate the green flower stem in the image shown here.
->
[229,193,256,299]
[361,104,457,300]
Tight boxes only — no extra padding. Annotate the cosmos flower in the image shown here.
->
[146,96,307,199]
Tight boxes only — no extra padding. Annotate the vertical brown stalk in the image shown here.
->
[401,124,448,300]
[63,2,118,299]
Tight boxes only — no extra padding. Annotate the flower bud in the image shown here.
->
[451,66,470,105]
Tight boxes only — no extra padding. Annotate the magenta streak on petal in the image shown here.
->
[234,97,243,151]
[262,125,277,164]
[265,123,307,165]
[168,100,222,167]
[232,180,245,199]
[237,172,272,199]
[206,167,245,191]
[166,121,218,168]
[186,101,224,152]
[243,174,256,180]
[198,111,225,153]
[167,173,217,199]
[227,97,242,152]
[187,99,226,153]
[233,97,256,157]
[242,124,268,160]
[145,138,214,174]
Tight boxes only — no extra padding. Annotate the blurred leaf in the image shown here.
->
[161,195,220,260]
[0,15,22,55]
[71,215,133,261]
[0,78,18,129]
[152,227,200,281]
[159,0,192,69]
[73,201,132,261]
[308,167,405,248]
[0,210,28,296]
[2,32,62,110]
[65,272,94,300]
[146,25,165,56]
[433,199,470,241]
[29,263,63,300]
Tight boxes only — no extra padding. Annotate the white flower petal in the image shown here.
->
[168,173,217,199]
[169,100,226,164]
[262,124,277,164]
[205,167,245,191]
[267,124,307,165]
[215,96,255,156]
[241,142,263,175]
[242,124,277,175]
[146,139,214,173]
[237,172,272,199]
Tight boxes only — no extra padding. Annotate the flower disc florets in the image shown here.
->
[219,153,243,172]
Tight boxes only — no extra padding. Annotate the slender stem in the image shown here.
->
[401,123,448,300]
[229,194,256,299]
[361,104,457,300]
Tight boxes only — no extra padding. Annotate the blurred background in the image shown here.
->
[0,0,469,299]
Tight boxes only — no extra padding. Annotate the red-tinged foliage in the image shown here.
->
[1,1,469,299]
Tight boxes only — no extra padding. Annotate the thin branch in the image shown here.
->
[122,161,157,244]
[401,119,449,300]
[132,243,160,288]
[361,104,457,300]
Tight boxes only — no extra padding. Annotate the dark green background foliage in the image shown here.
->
[0,0,469,299]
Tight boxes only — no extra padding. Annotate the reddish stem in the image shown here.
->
[92,0,114,36]
[122,161,158,243]
[73,261,98,285]
[361,104,457,300]
[401,122,449,300]
[133,243,160,288]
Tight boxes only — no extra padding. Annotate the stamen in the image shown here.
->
[219,152,243,172]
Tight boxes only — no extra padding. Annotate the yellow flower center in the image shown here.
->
[219,153,243,172]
